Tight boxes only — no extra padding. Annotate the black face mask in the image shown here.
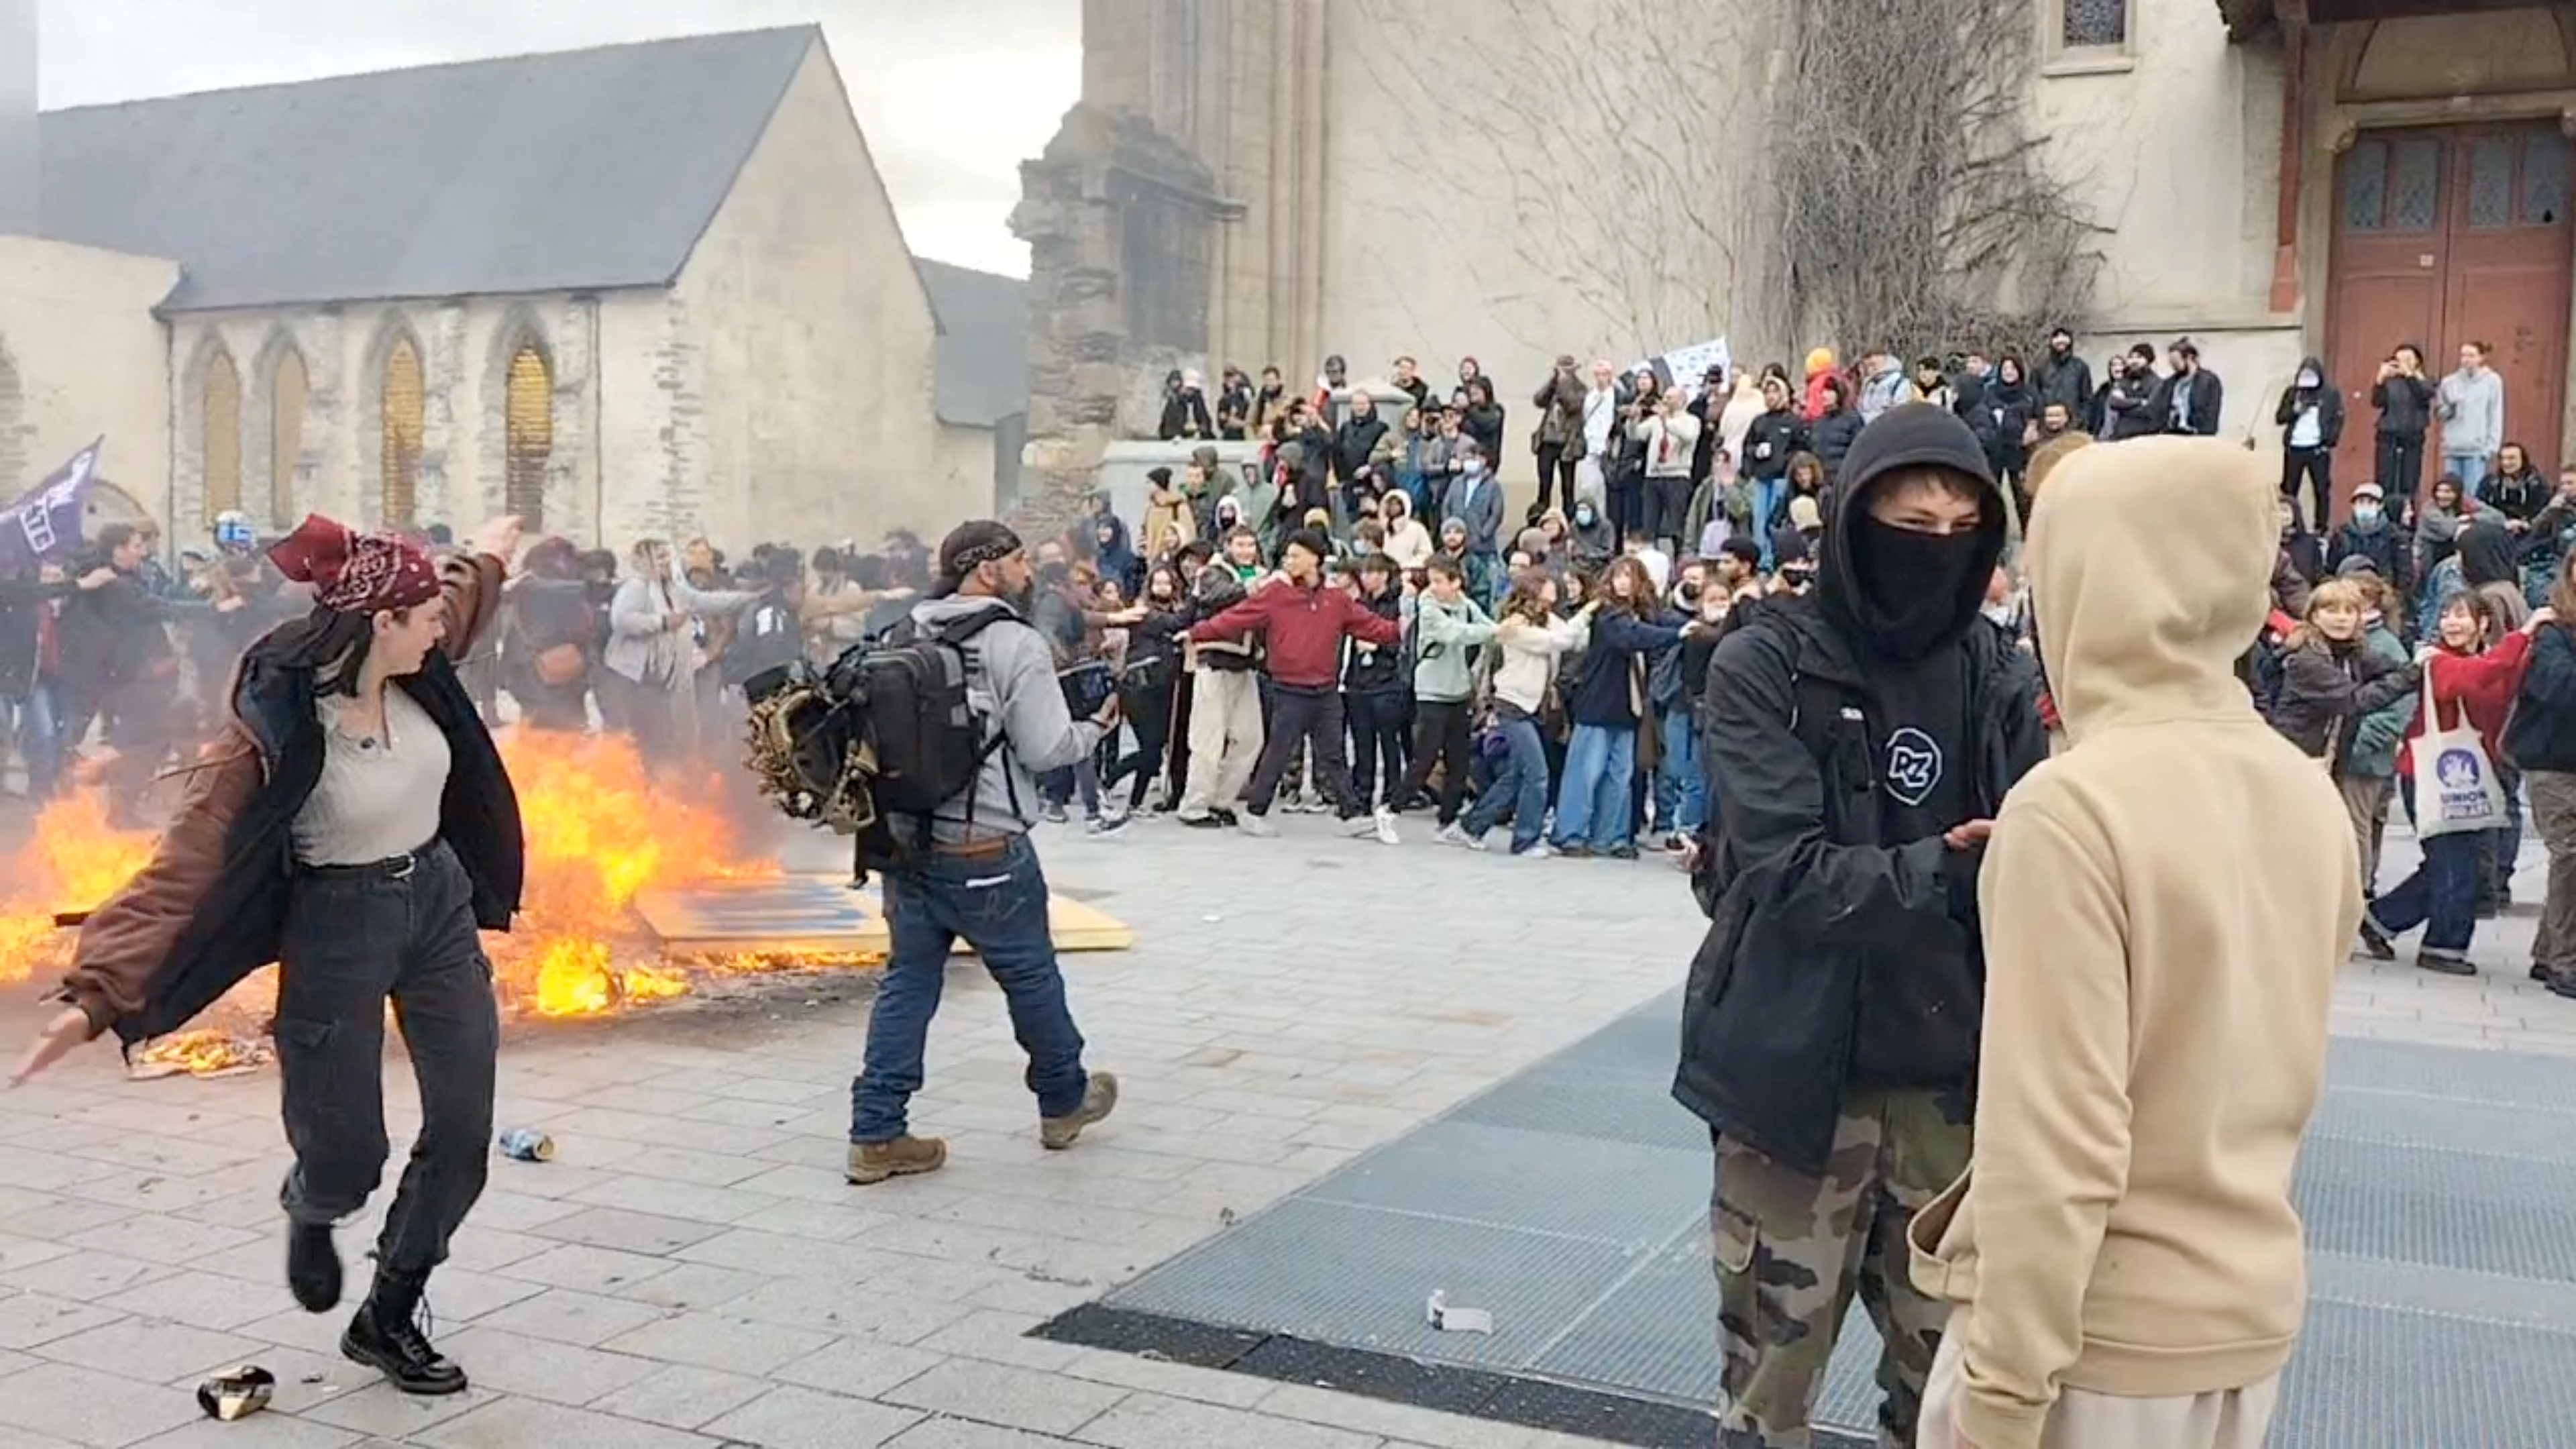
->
[1848,515,1988,660]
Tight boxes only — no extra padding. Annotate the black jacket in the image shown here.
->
[1330,414,1391,488]
[1739,408,1809,482]
[2148,368,2225,437]
[2507,621,2576,773]
[2102,370,2161,440]
[2329,517,2412,596]
[1810,409,1865,483]
[2033,350,2094,417]
[1159,389,1215,442]
[2373,372,2436,439]
[1340,588,1407,694]
[1678,596,2041,1171]
[2275,361,2347,449]
[1675,405,2044,1173]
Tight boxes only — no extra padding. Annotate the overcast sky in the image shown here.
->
[32,0,1079,276]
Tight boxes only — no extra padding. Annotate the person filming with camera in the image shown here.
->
[843,521,1122,1187]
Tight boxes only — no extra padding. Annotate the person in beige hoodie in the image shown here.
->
[1908,437,2359,1449]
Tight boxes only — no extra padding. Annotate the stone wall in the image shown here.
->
[168,293,604,544]
[675,40,944,553]
[0,237,176,515]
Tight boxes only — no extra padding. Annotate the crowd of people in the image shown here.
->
[8,325,2576,1449]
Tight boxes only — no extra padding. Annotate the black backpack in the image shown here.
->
[745,608,1016,881]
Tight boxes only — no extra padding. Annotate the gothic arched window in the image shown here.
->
[380,337,425,528]
[504,339,553,531]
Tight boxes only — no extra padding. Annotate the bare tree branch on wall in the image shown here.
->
[1774,0,2103,356]
[1338,0,1772,364]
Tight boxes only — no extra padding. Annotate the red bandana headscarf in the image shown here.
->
[268,514,442,614]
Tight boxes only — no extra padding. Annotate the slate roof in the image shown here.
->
[916,259,1029,429]
[36,26,819,312]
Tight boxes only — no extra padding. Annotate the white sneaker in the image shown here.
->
[1342,813,1377,839]
[1372,807,1401,846]
[1466,829,1491,852]
[1436,822,1474,847]
[1238,812,1278,837]
[1515,842,1556,860]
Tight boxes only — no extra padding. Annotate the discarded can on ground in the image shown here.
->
[197,1364,275,1421]
[497,1128,555,1162]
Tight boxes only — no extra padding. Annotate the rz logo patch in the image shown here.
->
[1884,727,1944,808]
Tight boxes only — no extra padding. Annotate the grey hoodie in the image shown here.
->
[909,593,1104,844]
[2436,365,2505,456]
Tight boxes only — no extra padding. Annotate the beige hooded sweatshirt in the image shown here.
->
[1907,437,2360,1449]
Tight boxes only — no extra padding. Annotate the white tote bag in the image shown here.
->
[2410,668,2511,837]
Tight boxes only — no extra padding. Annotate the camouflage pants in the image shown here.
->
[1711,1088,1973,1449]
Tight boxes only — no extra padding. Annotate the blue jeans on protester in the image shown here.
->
[1552,723,1638,851]
[2,686,61,799]
[2371,778,2481,958]
[1462,712,1550,853]
[1654,706,1705,837]
[1749,477,1788,566]
[850,833,1090,1143]
[2445,451,2492,501]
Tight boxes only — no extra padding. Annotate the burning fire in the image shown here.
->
[1,729,831,1073]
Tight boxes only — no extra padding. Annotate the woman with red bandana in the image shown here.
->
[13,513,525,1399]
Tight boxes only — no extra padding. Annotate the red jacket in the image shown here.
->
[1189,578,1401,690]
[2398,629,2532,778]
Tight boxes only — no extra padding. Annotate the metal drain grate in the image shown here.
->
[1070,994,2576,1445]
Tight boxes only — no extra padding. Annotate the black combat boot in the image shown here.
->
[341,1265,467,1395]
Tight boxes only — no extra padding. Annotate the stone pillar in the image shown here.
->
[1010,104,1240,537]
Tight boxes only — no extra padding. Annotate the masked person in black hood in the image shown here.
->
[1676,402,2046,1449]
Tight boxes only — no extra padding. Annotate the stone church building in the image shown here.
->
[1022,0,2576,517]
[0,25,1026,552]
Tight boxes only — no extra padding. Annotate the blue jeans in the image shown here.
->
[1654,706,1705,837]
[1462,713,1550,851]
[1749,478,1788,566]
[2445,451,2492,500]
[1552,723,1638,851]
[2,686,61,799]
[2372,779,2481,956]
[850,834,1089,1142]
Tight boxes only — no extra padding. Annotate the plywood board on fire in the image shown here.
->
[632,873,1134,958]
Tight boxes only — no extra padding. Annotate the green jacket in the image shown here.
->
[1409,592,1497,702]
[2347,622,2418,778]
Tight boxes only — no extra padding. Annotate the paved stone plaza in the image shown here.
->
[0,816,2569,1448]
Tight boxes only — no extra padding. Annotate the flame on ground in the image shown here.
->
[1,728,853,1071]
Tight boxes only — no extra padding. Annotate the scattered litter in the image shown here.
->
[299,1373,325,1385]
[496,1128,555,1162]
[1425,1289,1493,1335]
[1218,1207,1238,1227]
[197,1364,274,1421]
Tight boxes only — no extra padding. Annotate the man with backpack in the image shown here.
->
[1678,405,2045,1448]
[845,521,1122,1187]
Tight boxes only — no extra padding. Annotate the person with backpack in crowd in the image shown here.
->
[1679,402,2044,1449]
[846,521,1122,1187]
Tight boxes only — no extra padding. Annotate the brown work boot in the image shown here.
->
[1040,1071,1120,1150]
[846,1134,947,1185]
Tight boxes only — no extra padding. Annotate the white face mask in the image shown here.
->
[2354,504,2382,525]
[2297,371,2320,388]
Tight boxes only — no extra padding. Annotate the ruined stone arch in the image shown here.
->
[486,306,557,533]
[252,327,312,529]
[362,314,429,529]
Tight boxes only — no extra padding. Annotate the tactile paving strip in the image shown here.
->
[1077,994,2576,1446]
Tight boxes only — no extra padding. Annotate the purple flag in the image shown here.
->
[0,438,103,573]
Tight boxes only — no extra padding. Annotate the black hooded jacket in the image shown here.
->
[2274,356,2347,449]
[1675,404,2045,1175]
